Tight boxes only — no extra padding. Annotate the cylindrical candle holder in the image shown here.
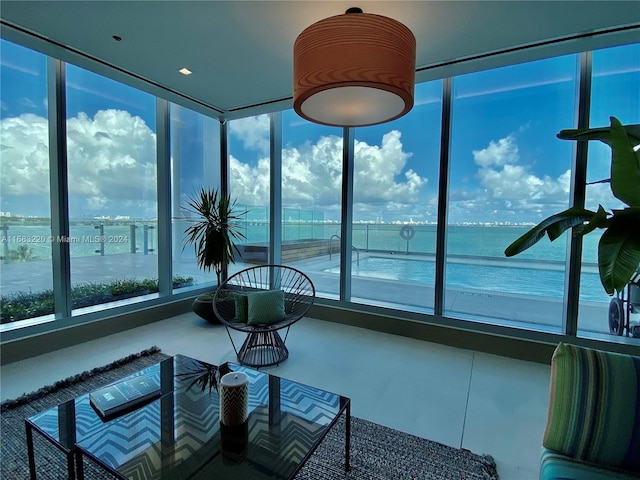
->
[219,372,249,426]
[219,371,249,462]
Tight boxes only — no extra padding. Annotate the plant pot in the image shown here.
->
[193,295,220,324]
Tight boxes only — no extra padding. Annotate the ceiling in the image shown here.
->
[1,1,639,120]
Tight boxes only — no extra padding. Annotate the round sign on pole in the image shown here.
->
[399,225,415,241]
[399,225,415,254]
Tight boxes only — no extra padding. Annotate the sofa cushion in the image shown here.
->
[543,343,640,473]
[233,293,248,323]
[247,290,285,325]
[540,448,639,480]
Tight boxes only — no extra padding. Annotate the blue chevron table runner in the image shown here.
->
[25,354,351,480]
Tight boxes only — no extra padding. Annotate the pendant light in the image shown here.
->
[293,7,416,127]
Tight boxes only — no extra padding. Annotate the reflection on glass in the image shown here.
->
[0,40,52,326]
[351,81,443,310]
[281,110,343,298]
[228,115,271,275]
[579,43,640,342]
[65,65,157,311]
[170,104,220,290]
[446,56,577,331]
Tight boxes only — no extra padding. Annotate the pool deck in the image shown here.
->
[1,250,637,340]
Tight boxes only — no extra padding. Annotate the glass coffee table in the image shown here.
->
[25,355,350,480]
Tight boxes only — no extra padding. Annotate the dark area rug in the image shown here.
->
[1,348,498,479]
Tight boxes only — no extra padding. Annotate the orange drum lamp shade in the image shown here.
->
[293,8,416,127]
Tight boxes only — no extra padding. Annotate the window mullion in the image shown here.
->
[156,98,172,294]
[563,51,592,337]
[270,112,282,266]
[48,58,71,318]
[340,127,355,301]
[434,77,453,317]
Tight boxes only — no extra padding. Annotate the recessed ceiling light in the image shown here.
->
[179,67,192,75]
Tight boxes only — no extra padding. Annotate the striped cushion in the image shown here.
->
[543,343,640,473]
[540,448,640,480]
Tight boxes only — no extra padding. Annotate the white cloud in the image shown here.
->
[354,130,425,204]
[0,113,50,196]
[448,134,574,223]
[229,114,270,154]
[229,154,270,205]
[230,129,427,221]
[3,111,424,222]
[1,109,157,217]
[472,135,519,167]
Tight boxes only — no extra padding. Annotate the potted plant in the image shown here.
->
[183,188,246,323]
[505,116,640,295]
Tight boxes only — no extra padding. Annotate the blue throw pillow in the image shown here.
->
[247,290,285,325]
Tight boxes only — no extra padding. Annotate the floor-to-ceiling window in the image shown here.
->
[281,109,343,298]
[446,55,578,331]
[350,80,443,310]
[2,22,639,351]
[65,65,157,312]
[228,114,270,274]
[579,43,640,343]
[0,40,52,325]
[170,103,220,290]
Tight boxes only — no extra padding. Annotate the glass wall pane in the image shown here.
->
[281,110,342,299]
[447,56,578,331]
[170,104,220,291]
[579,43,640,342]
[351,80,443,310]
[0,40,52,327]
[65,65,157,311]
[228,114,270,275]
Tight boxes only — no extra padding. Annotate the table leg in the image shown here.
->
[25,421,37,480]
[67,451,76,480]
[345,402,351,472]
[75,451,84,480]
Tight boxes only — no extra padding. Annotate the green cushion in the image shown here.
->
[234,293,248,323]
[247,290,285,325]
[543,343,640,473]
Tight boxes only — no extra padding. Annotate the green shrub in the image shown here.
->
[141,278,159,293]
[0,289,55,323]
[1,275,198,324]
[172,276,194,288]
[71,283,111,308]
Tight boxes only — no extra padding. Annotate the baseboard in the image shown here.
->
[0,298,193,365]
[3,296,637,366]
[308,301,640,364]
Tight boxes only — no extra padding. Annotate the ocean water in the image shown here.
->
[1,222,606,301]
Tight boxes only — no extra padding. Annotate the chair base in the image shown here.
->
[237,330,289,367]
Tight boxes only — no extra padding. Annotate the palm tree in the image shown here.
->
[183,188,247,286]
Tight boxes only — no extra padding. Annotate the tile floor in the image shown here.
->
[0,313,551,480]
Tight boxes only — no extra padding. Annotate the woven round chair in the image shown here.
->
[212,264,315,367]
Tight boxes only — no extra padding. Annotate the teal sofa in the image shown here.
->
[540,343,640,480]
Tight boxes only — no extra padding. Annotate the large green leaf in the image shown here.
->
[597,209,640,294]
[609,117,640,207]
[557,120,640,147]
[504,207,596,257]
[574,205,609,236]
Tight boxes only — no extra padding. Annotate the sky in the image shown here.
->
[1,39,638,224]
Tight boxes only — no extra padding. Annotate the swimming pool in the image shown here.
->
[325,256,607,302]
